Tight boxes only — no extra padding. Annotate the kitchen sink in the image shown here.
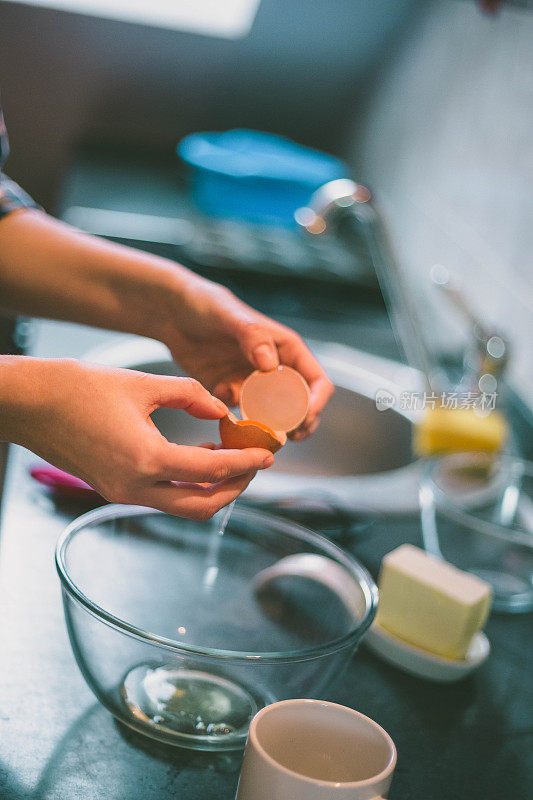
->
[84,338,425,515]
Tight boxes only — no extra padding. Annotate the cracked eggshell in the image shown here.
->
[219,412,287,453]
[239,366,310,434]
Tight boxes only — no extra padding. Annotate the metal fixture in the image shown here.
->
[296,179,435,389]
[429,264,509,394]
[297,179,509,395]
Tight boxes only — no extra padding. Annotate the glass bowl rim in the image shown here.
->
[419,452,533,549]
[55,504,378,663]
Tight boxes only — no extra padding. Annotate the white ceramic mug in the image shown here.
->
[236,699,397,800]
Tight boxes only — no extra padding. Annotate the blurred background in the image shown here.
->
[1,4,532,798]
[0,0,531,390]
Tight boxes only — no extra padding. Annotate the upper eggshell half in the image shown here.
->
[239,365,310,433]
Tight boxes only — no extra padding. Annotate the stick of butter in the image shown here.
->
[413,407,508,457]
[376,544,492,659]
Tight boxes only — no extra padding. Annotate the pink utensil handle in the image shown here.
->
[30,465,101,499]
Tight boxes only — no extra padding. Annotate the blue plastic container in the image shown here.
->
[178,129,348,226]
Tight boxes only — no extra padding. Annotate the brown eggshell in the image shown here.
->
[219,413,286,454]
[240,366,310,433]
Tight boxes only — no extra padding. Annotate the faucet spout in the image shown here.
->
[296,179,436,390]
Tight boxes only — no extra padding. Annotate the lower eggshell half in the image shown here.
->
[219,414,286,453]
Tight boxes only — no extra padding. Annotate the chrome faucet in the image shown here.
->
[296,179,509,397]
[429,263,509,395]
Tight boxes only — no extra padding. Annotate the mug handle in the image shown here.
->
[253,553,364,618]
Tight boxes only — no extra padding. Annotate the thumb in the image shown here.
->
[147,376,228,419]
[237,321,280,371]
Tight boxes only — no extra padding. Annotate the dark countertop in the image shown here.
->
[1,438,532,800]
[1,150,532,799]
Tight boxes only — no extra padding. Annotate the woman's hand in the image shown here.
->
[0,357,274,519]
[162,276,335,440]
[0,211,333,439]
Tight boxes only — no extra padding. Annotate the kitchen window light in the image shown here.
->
[1,0,262,38]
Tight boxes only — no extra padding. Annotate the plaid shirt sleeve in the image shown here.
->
[0,102,41,220]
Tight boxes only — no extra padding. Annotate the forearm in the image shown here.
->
[0,355,58,446]
[0,208,193,342]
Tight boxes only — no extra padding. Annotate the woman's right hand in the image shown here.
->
[0,357,274,519]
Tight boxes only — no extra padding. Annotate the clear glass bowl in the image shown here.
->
[56,505,377,750]
[419,453,533,613]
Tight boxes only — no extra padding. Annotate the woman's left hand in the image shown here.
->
[162,276,334,440]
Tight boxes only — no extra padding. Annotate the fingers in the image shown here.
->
[308,375,335,421]
[236,320,280,372]
[278,336,335,422]
[136,471,257,519]
[156,443,274,483]
[215,329,333,435]
[213,380,241,407]
[290,414,321,441]
[146,375,228,419]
